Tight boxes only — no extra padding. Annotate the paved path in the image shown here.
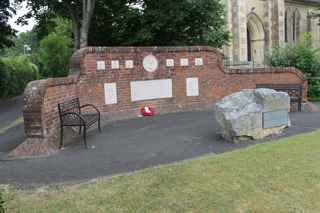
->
[0,111,319,187]
[0,96,24,156]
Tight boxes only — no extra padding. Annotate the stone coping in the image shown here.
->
[23,74,79,113]
[81,46,221,54]
[225,66,306,81]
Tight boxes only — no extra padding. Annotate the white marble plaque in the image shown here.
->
[111,60,120,69]
[104,83,117,105]
[166,59,174,67]
[125,60,134,69]
[131,79,173,102]
[97,61,106,71]
[195,58,203,66]
[143,55,158,72]
[180,58,189,67]
[186,78,199,97]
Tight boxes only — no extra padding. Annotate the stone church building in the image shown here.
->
[223,0,320,65]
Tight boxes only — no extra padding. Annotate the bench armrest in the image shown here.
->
[80,104,100,115]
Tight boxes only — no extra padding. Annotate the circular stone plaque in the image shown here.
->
[143,54,158,72]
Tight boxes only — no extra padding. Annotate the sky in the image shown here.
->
[8,1,36,33]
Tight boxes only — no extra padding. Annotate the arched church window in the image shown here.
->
[285,8,293,43]
[285,8,300,44]
[293,11,296,41]
[293,9,301,42]
[285,11,288,42]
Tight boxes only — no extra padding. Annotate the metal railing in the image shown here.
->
[223,57,270,72]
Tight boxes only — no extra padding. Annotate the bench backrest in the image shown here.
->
[58,98,81,115]
[256,84,303,111]
[256,84,302,100]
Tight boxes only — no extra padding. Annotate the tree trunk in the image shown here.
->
[66,3,81,49]
[80,0,96,48]
[73,21,81,49]
[80,19,89,48]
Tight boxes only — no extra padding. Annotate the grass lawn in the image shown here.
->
[2,130,320,213]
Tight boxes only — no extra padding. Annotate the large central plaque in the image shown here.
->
[131,79,173,102]
[263,110,289,129]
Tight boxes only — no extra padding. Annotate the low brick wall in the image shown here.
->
[11,46,307,157]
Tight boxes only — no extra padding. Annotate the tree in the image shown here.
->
[18,0,229,48]
[1,56,40,98]
[16,0,96,49]
[2,30,38,57]
[37,17,73,78]
[138,0,229,47]
[88,0,229,48]
[0,0,16,49]
[39,32,73,77]
[88,0,143,46]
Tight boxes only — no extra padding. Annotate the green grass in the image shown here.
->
[2,130,320,213]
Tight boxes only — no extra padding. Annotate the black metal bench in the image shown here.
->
[256,84,303,112]
[58,98,101,149]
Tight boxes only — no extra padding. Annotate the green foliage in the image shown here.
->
[266,45,296,67]
[1,16,73,80]
[267,33,320,100]
[308,79,320,101]
[295,33,320,77]
[33,11,61,42]
[15,0,229,48]
[1,31,39,58]
[0,56,40,98]
[88,0,143,46]
[0,59,10,98]
[52,17,73,39]
[37,17,73,78]
[39,32,73,78]
[34,15,73,43]
[267,33,320,77]
[0,190,4,213]
[89,0,229,47]
[0,0,16,49]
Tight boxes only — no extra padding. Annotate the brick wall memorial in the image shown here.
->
[11,46,307,157]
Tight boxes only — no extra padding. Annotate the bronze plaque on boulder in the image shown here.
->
[263,110,289,129]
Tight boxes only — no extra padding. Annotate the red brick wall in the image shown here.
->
[76,47,222,119]
[12,46,306,157]
[10,76,79,157]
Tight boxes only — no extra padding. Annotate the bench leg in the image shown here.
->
[98,118,101,133]
[83,126,88,149]
[298,101,302,112]
[79,126,82,135]
[59,126,64,149]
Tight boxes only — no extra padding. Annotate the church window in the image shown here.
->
[293,9,301,43]
[285,11,288,42]
[285,8,300,44]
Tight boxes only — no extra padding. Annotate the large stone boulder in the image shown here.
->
[215,89,290,142]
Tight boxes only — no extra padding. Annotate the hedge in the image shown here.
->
[0,56,40,98]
